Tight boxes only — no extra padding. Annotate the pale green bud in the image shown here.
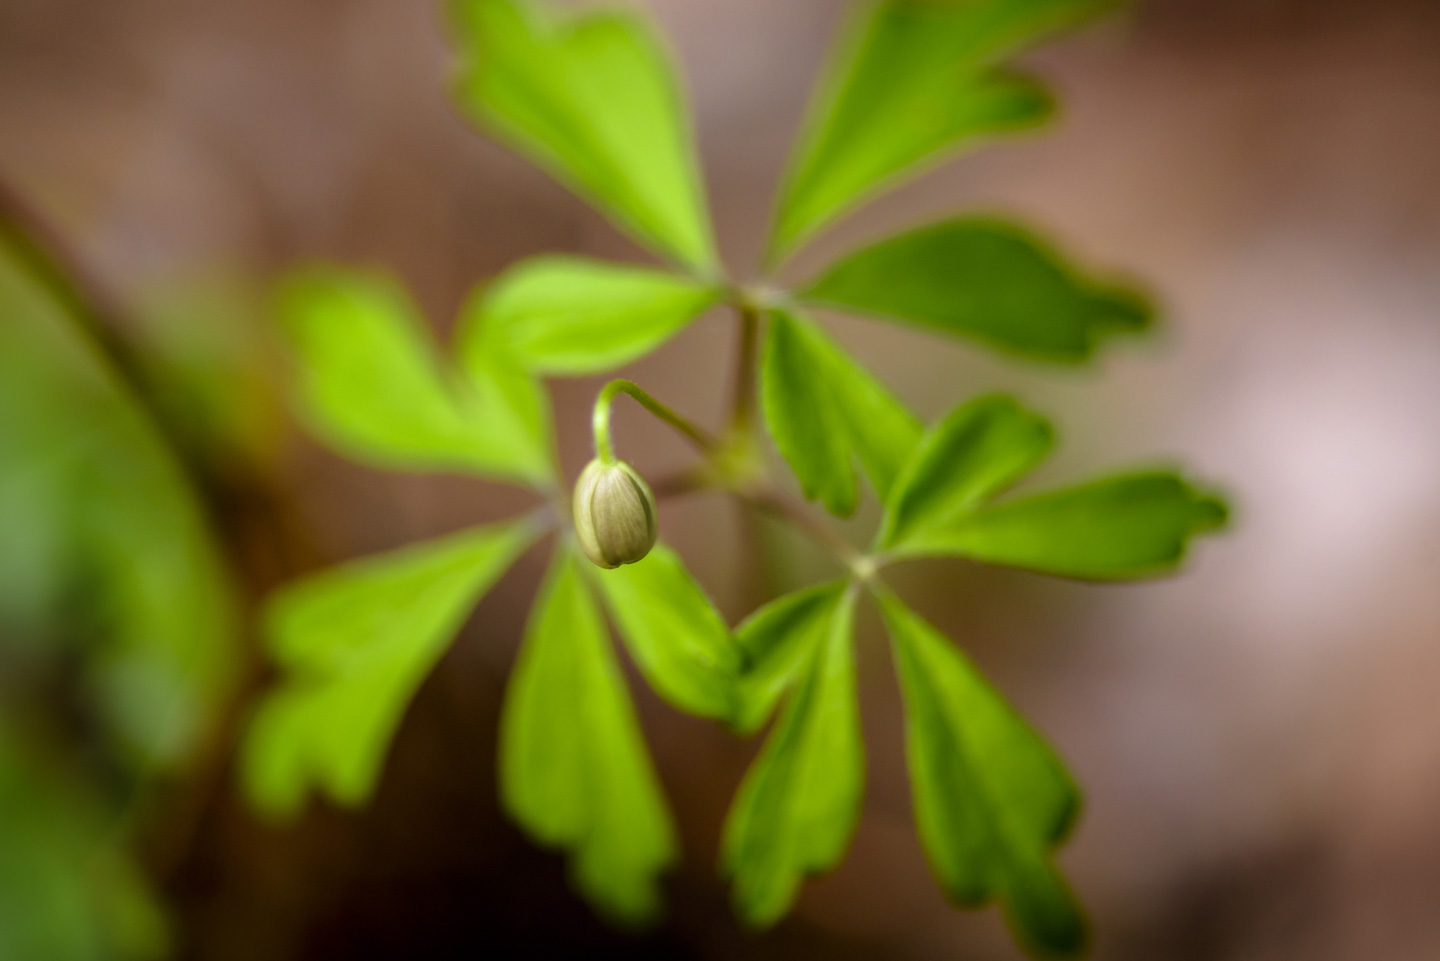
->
[572,459,658,569]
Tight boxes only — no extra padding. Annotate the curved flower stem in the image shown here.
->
[592,378,717,465]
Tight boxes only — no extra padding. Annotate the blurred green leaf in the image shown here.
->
[281,267,554,485]
[453,281,559,480]
[0,725,168,961]
[762,309,922,516]
[591,542,741,723]
[801,218,1152,362]
[721,587,862,926]
[733,581,847,736]
[877,590,1086,957]
[880,394,1053,549]
[500,548,676,925]
[769,0,1116,261]
[242,518,540,816]
[480,255,720,375]
[451,0,717,272]
[0,251,237,765]
[894,471,1229,578]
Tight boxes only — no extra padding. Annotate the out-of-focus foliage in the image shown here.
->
[0,243,240,961]
[479,256,720,375]
[280,268,554,485]
[134,273,283,471]
[451,0,717,273]
[0,724,169,961]
[242,518,542,816]
[768,0,1117,262]
[0,250,237,766]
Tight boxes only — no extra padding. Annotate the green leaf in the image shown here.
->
[500,549,676,925]
[0,725,170,961]
[880,394,1053,549]
[769,0,1116,261]
[733,581,848,736]
[451,0,716,272]
[242,519,540,816]
[480,255,720,375]
[878,591,1086,957]
[801,218,1152,362]
[894,472,1229,579]
[453,280,560,481]
[591,542,741,723]
[721,587,863,926]
[761,309,923,517]
[280,268,554,484]
[0,249,237,767]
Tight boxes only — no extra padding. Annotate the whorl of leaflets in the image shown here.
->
[244,1,1227,956]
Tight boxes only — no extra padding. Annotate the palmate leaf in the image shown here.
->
[722,586,862,926]
[500,548,676,926]
[479,255,720,375]
[451,0,717,273]
[801,218,1152,362]
[896,472,1229,579]
[761,309,923,517]
[242,519,541,816]
[281,268,554,485]
[591,542,742,723]
[769,0,1118,261]
[877,590,1086,957]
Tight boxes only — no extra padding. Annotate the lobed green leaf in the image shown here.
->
[880,394,1053,549]
[451,0,717,272]
[769,0,1117,261]
[733,581,848,736]
[500,549,676,925]
[802,218,1152,362]
[591,542,742,723]
[280,268,554,485]
[895,471,1229,579]
[479,255,720,375]
[878,590,1086,957]
[242,519,540,816]
[722,587,863,926]
[761,309,923,517]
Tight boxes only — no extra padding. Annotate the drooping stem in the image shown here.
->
[592,379,717,465]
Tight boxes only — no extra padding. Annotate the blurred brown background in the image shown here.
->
[5,0,1440,958]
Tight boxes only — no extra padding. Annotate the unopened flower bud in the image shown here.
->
[573,458,658,569]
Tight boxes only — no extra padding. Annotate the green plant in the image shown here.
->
[242,0,1228,956]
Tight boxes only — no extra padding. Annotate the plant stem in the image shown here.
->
[592,378,717,464]
[729,302,760,433]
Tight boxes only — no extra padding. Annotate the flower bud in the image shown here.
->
[573,458,658,569]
